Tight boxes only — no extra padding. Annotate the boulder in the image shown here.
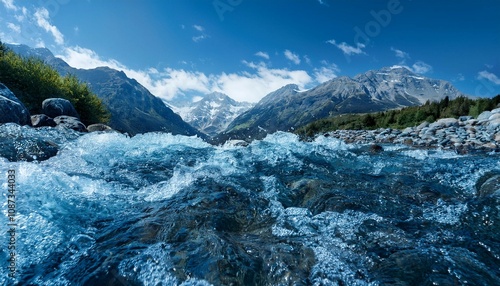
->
[459,116,473,122]
[487,118,500,131]
[416,121,430,130]
[436,118,459,128]
[490,108,500,114]
[87,123,114,132]
[54,116,87,132]
[477,111,492,121]
[488,113,500,121]
[42,98,80,119]
[0,136,59,162]
[476,172,500,197]
[31,114,56,127]
[0,83,31,125]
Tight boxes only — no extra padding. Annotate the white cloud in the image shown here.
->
[284,49,301,64]
[313,63,339,83]
[327,39,366,56]
[191,25,209,42]
[304,55,311,65]
[193,25,204,32]
[455,73,465,82]
[391,47,410,62]
[478,71,500,85]
[192,35,208,42]
[1,0,18,11]
[59,47,315,103]
[255,51,270,60]
[214,61,311,102]
[34,8,64,45]
[14,7,27,22]
[7,22,20,34]
[60,46,126,70]
[411,61,432,74]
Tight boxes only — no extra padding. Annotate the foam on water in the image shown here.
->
[1,129,499,285]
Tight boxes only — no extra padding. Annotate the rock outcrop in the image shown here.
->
[0,83,31,125]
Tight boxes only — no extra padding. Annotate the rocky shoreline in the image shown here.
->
[323,109,500,154]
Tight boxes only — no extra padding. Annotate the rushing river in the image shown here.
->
[1,124,499,285]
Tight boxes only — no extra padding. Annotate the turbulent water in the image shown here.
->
[1,124,500,285]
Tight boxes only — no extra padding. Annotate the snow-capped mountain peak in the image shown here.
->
[170,92,253,137]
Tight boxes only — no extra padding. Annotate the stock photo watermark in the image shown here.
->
[213,0,243,21]
[6,169,17,279]
[343,0,408,63]
[354,0,404,47]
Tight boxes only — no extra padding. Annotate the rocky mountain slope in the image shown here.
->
[170,92,253,137]
[7,44,204,137]
[218,66,466,142]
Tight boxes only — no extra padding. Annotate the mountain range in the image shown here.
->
[5,44,468,142]
[168,92,253,137]
[6,44,205,137]
[217,66,466,142]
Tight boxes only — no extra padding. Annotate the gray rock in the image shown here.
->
[488,113,500,121]
[31,114,56,127]
[42,98,80,119]
[437,118,459,127]
[0,83,31,125]
[477,111,492,121]
[490,108,500,114]
[459,116,473,121]
[416,121,430,130]
[0,137,59,162]
[87,123,114,132]
[487,118,500,131]
[54,116,87,132]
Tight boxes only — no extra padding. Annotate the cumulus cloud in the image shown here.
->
[391,47,410,64]
[255,51,270,60]
[59,47,315,103]
[193,25,204,32]
[7,22,20,34]
[478,71,500,85]
[192,35,208,42]
[1,0,17,11]
[34,8,64,45]
[327,39,366,56]
[411,61,432,74]
[313,63,339,83]
[192,24,209,42]
[284,49,301,64]
[304,55,312,65]
[214,61,311,102]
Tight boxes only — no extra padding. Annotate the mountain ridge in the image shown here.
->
[170,91,253,137]
[6,44,205,137]
[218,66,467,142]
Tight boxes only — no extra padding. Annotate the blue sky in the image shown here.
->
[0,0,499,103]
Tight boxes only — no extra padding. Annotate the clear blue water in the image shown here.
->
[1,124,499,285]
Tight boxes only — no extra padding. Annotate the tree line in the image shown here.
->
[0,40,109,125]
[297,95,500,138]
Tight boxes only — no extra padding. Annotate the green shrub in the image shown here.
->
[0,40,109,125]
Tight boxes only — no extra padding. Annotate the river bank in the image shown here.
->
[322,109,500,154]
